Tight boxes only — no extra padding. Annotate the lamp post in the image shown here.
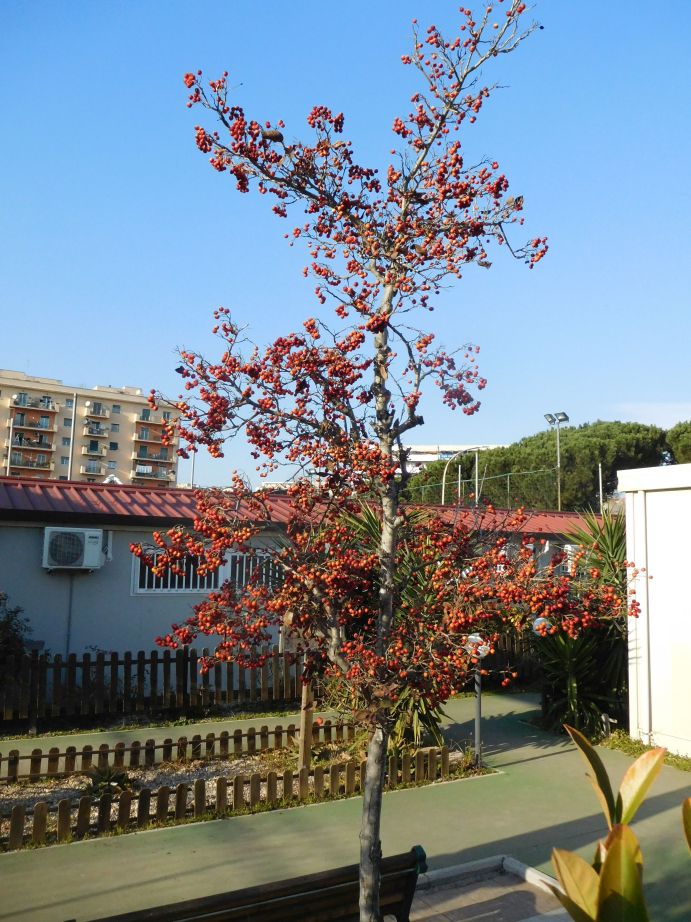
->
[464,633,491,766]
[440,446,485,506]
[544,411,569,512]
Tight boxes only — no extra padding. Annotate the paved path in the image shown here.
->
[1,693,689,921]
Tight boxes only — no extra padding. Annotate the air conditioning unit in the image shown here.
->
[42,528,104,570]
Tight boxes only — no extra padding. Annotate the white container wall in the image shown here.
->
[619,463,691,757]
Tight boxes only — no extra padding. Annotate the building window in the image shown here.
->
[107,461,117,470]
[60,456,69,466]
[65,398,74,408]
[62,436,71,447]
[163,411,171,421]
[64,418,72,428]
[134,553,220,594]
[112,404,121,414]
[109,442,119,451]
[59,475,68,481]
[139,428,149,441]
[110,423,120,433]
[141,408,151,422]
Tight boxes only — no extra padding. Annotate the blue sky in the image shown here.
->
[2,1,690,486]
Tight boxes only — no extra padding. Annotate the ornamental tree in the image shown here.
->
[136,5,565,918]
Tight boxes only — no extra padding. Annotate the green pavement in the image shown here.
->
[1,693,689,921]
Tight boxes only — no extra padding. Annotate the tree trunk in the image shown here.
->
[359,723,389,921]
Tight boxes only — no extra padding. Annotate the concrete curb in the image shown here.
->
[418,854,569,919]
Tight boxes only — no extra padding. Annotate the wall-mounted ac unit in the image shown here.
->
[42,528,104,570]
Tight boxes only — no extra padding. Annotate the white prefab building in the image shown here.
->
[619,463,691,757]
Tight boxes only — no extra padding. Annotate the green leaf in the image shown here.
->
[616,748,666,825]
[597,825,649,922]
[683,798,691,853]
[566,724,617,827]
[549,886,597,922]
[551,848,599,920]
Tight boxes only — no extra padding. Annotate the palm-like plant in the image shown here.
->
[565,507,627,598]
[535,508,629,737]
[335,502,456,751]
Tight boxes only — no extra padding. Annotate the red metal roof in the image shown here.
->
[0,476,586,536]
[428,503,592,536]
[0,476,200,525]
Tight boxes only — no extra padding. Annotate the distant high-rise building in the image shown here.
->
[0,369,179,486]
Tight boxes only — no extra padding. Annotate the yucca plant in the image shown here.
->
[534,509,628,737]
[565,507,627,600]
[538,633,619,737]
[335,502,453,751]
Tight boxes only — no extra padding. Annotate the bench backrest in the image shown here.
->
[84,845,428,922]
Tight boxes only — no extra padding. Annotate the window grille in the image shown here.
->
[135,552,221,593]
[228,551,283,589]
[134,550,282,594]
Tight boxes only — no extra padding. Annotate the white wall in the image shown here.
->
[0,522,283,656]
[619,464,691,757]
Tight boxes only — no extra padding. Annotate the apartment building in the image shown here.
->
[0,370,179,486]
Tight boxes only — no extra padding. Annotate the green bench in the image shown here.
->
[83,845,427,921]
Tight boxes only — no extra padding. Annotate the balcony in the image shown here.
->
[133,432,164,444]
[8,456,55,471]
[82,424,109,438]
[12,395,58,412]
[131,467,175,481]
[82,445,107,458]
[5,437,54,452]
[137,410,172,426]
[83,405,110,420]
[10,418,58,433]
[131,451,173,463]
[80,463,105,476]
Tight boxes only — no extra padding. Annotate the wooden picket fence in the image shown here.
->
[0,719,356,784]
[0,645,303,726]
[1,745,452,851]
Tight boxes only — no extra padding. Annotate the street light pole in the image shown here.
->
[441,446,487,506]
[544,412,569,512]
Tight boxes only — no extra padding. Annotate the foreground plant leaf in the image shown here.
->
[551,848,599,921]
[616,747,665,825]
[566,724,616,826]
[683,797,691,853]
[597,825,649,922]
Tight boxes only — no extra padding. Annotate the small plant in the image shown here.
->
[87,765,132,797]
[0,593,31,691]
[549,724,690,921]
